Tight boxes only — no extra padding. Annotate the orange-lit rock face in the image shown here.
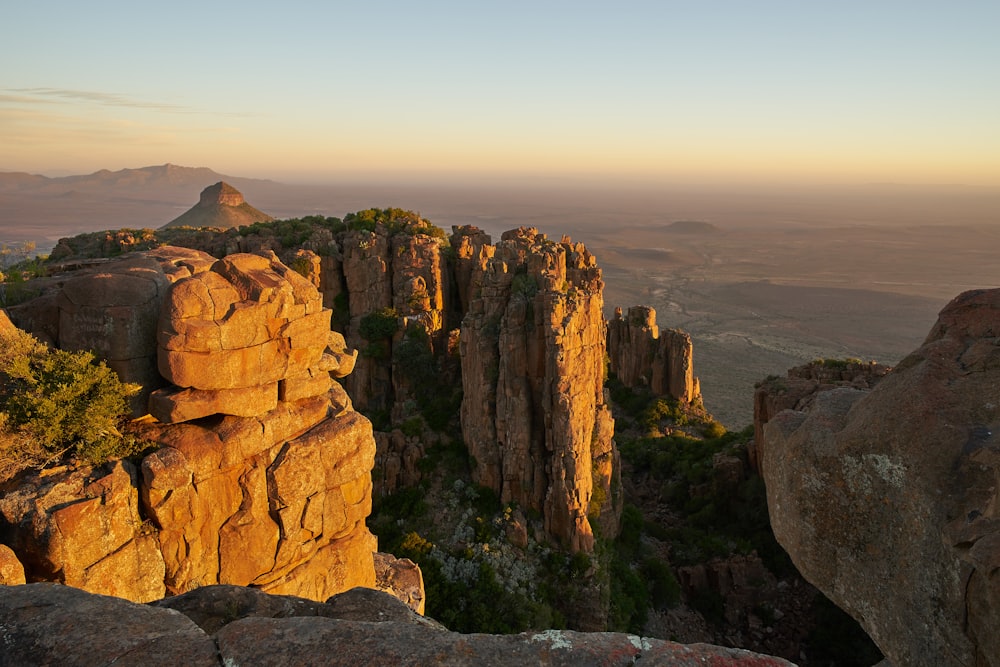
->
[460,227,619,553]
[0,248,382,606]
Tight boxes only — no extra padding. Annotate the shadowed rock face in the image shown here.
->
[760,288,1000,667]
[460,227,619,553]
[0,583,795,667]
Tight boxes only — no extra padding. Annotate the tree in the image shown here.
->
[0,325,142,465]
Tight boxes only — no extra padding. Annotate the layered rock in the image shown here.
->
[6,245,217,413]
[760,289,1000,666]
[0,461,166,602]
[0,248,386,606]
[607,305,701,404]
[0,583,795,667]
[460,228,619,553]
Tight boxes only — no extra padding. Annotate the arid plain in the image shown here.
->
[3,169,997,426]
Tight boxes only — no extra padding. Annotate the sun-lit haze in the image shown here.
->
[2,1,999,187]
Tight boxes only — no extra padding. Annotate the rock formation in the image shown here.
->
[759,289,1000,666]
[460,227,619,553]
[0,248,391,607]
[160,181,274,230]
[0,583,795,667]
[607,305,701,404]
[751,358,890,472]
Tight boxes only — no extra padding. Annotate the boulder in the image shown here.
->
[0,583,218,666]
[0,460,165,602]
[760,288,1000,666]
[373,551,426,615]
[0,544,26,585]
[0,583,793,666]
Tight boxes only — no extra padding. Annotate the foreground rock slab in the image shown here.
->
[761,288,1000,667]
[0,583,218,666]
[0,583,793,667]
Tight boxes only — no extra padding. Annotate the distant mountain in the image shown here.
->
[0,164,276,197]
[0,165,287,244]
[161,181,274,230]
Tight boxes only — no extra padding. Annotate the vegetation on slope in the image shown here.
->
[0,326,146,479]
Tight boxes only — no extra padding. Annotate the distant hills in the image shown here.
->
[0,163,275,195]
[0,164,285,246]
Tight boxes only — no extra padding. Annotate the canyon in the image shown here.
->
[0,177,998,664]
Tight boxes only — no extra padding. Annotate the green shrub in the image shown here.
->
[359,307,399,341]
[0,327,141,465]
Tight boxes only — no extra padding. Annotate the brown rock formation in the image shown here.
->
[0,461,166,602]
[0,248,398,607]
[0,543,26,585]
[0,583,795,667]
[759,289,1000,666]
[751,358,890,472]
[607,305,701,404]
[160,181,274,230]
[460,227,619,553]
[373,551,426,615]
[6,246,217,413]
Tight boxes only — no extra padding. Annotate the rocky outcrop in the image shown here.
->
[7,245,217,413]
[0,544,26,585]
[373,551,426,615]
[160,181,274,230]
[607,305,701,404]
[460,228,619,553]
[0,248,389,607]
[0,583,795,667]
[760,289,1000,667]
[751,358,890,472]
[0,461,166,602]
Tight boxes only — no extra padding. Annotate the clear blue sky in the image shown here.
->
[2,1,998,185]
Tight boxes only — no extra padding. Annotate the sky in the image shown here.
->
[2,1,999,187]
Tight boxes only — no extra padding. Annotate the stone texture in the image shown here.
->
[215,617,793,667]
[373,551,426,615]
[0,461,165,602]
[0,583,218,667]
[148,382,279,423]
[0,543,26,585]
[751,358,891,472]
[158,252,328,391]
[0,248,379,606]
[460,228,620,553]
[8,246,216,414]
[760,288,1000,667]
[607,305,701,404]
[0,583,791,666]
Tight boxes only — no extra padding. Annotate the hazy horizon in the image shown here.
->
[4,3,999,188]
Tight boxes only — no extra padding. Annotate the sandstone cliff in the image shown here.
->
[0,248,387,606]
[460,227,619,553]
[759,289,1000,666]
[607,305,701,404]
